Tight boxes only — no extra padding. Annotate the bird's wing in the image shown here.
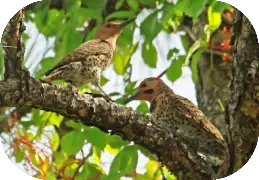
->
[174,95,225,143]
[45,39,112,76]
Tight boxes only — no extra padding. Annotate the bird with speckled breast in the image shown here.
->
[43,18,135,100]
[124,77,228,173]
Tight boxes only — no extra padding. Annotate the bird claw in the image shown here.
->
[67,83,78,92]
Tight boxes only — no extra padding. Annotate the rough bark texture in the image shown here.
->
[196,54,232,136]
[193,9,258,175]
[225,11,258,173]
[192,11,232,136]
[0,8,230,180]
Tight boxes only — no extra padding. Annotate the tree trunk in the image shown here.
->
[195,9,258,175]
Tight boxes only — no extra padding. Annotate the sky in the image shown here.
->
[0,8,197,179]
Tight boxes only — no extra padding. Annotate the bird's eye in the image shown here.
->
[141,83,147,88]
[106,23,111,28]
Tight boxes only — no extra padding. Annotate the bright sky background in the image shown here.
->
[0,11,197,179]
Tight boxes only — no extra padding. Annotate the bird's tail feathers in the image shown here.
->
[41,72,60,83]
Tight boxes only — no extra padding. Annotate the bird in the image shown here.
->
[42,18,136,100]
[124,77,228,175]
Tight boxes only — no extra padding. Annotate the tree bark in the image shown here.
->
[0,8,230,180]
[225,10,258,174]
[194,9,258,175]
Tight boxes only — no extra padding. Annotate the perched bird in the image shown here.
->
[124,77,228,174]
[43,18,135,100]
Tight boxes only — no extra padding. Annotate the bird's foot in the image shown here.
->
[67,83,78,93]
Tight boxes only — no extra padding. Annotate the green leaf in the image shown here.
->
[81,0,105,10]
[136,101,149,113]
[208,6,222,32]
[48,113,63,127]
[145,160,159,177]
[166,56,185,82]
[117,23,135,47]
[125,81,137,94]
[15,151,25,163]
[161,3,175,23]
[85,127,106,150]
[109,145,138,178]
[142,41,157,68]
[61,130,85,156]
[116,26,135,78]
[139,0,156,8]
[35,57,57,78]
[106,11,136,21]
[140,12,162,41]
[44,173,56,180]
[50,131,60,151]
[53,151,68,167]
[106,135,128,149]
[80,8,102,21]
[126,0,139,12]
[76,162,106,180]
[113,51,124,75]
[115,0,124,10]
[22,33,29,42]
[26,132,35,141]
[35,9,66,37]
[181,35,190,51]
[185,40,206,65]
[92,146,101,164]
[100,75,109,86]
[210,1,232,12]
[167,48,179,60]
[63,28,82,54]
[191,48,204,82]
[66,120,84,129]
[113,43,138,75]
[175,0,209,18]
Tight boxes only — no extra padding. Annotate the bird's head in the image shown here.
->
[94,18,136,49]
[124,77,166,104]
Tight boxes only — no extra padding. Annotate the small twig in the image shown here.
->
[204,49,226,57]
[157,68,168,78]
[159,163,166,180]
[72,148,93,178]
[183,26,197,42]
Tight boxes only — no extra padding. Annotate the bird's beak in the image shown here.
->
[124,90,143,104]
[119,17,136,27]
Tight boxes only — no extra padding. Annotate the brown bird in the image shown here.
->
[43,18,136,99]
[124,77,228,174]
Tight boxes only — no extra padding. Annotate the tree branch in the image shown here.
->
[2,9,25,79]
[0,8,230,180]
[0,77,228,179]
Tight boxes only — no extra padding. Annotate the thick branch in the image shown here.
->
[0,77,228,179]
[2,9,25,79]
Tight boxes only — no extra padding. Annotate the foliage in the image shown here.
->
[1,0,232,179]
